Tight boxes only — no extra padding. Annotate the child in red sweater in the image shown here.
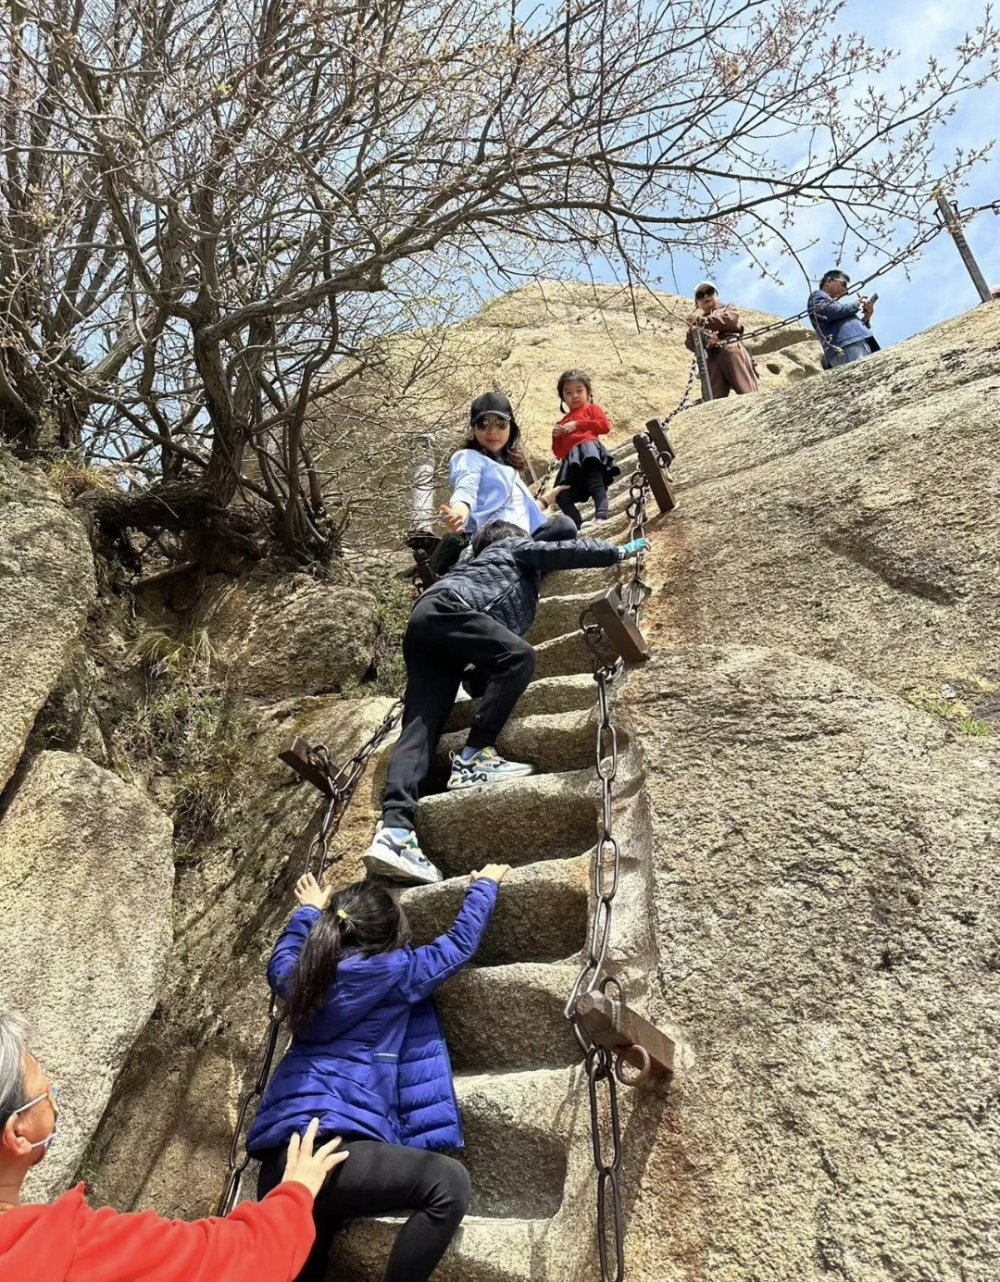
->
[551,369,620,526]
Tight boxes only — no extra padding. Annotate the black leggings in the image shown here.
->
[382,589,535,830]
[556,458,610,524]
[257,1139,471,1282]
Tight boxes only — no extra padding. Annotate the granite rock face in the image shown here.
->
[195,567,380,698]
[624,645,1000,1282]
[0,453,96,791]
[0,751,174,1200]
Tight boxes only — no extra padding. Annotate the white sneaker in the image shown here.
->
[447,748,535,790]
[362,825,443,885]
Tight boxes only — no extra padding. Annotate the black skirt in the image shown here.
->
[554,439,621,502]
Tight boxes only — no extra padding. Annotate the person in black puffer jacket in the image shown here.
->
[362,521,648,885]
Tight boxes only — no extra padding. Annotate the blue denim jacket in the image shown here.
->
[449,449,546,534]
[808,290,873,357]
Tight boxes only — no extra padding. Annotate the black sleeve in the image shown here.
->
[512,538,622,573]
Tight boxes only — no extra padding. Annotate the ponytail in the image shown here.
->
[286,880,410,1037]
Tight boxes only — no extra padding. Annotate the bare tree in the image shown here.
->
[1,0,997,566]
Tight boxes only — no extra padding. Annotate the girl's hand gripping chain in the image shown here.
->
[295,872,332,910]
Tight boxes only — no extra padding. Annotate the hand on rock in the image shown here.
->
[472,863,512,884]
[282,1119,348,1198]
[539,484,570,510]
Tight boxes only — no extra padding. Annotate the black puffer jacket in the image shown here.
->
[423,536,623,637]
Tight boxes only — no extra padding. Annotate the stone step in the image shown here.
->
[539,561,623,597]
[400,855,588,967]
[435,960,581,1071]
[432,709,612,783]
[416,768,599,875]
[444,673,597,733]
[451,1066,578,1217]
[534,629,593,681]
[336,1213,551,1282]
[525,593,593,645]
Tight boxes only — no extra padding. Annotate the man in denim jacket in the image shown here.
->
[808,269,879,367]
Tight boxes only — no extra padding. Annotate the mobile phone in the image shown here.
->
[868,292,879,304]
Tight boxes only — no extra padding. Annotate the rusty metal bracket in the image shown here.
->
[412,547,437,591]
[644,417,675,466]
[588,587,650,665]
[278,736,336,797]
[574,991,675,1082]
[632,432,676,515]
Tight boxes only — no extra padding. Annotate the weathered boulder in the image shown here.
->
[624,645,1000,1282]
[0,453,96,791]
[83,695,397,1216]
[0,751,174,1199]
[649,304,1000,715]
[195,568,380,698]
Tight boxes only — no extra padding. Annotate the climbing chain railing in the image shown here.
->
[565,415,678,1282]
[216,700,403,1217]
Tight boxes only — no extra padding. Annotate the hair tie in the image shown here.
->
[336,909,352,930]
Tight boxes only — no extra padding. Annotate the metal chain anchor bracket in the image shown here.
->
[217,701,402,1216]
[569,426,681,1282]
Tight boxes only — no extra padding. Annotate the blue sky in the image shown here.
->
[642,0,1000,345]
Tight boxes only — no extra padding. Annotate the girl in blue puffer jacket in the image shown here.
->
[250,863,508,1282]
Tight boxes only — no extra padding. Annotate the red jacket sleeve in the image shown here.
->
[69,1182,316,1282]
[582,404,611,435]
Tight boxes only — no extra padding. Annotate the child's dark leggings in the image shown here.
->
[556,457,610,525]
[257,1138,470,1282]
[382,587,535,831]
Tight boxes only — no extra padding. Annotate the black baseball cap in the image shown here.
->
[470,392,515,425]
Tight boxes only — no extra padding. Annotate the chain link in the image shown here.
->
[216,699,403,1216]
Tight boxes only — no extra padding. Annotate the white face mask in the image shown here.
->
[9,1087,59,1151]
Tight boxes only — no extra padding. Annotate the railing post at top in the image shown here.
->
[691,327,713,402]
[935,190,992,304]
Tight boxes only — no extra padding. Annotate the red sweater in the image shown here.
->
[0,1182,315,1282]
[551,403,611,460]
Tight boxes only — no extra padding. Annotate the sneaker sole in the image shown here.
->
[446,767,536,791]
[361,852,443,885]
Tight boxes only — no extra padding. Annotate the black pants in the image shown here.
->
[382,589,535,831]
[257,1139,471,1282]
[556,458,610,524]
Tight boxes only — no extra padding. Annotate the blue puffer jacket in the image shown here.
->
[247,879,499,1155]
[807,289,874,357]
[424,535,624,637]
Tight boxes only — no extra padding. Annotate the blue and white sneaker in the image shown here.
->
[362,824,443,885]
[446,747,535,790]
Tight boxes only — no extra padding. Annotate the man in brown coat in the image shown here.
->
[684,281,759,398]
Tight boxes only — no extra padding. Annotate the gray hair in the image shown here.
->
[0,1007,30,1124]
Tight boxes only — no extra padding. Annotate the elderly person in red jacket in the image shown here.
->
[0,1006,344,1282]
[684,281,759,398]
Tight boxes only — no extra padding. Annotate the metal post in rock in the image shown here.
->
[935,190,992,304]
[691,327,713,402]
[408,432,437,537]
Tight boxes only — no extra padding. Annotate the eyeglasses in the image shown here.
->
[4,1085,59,1149]
[473,416,510,431]
[694,290,716,301]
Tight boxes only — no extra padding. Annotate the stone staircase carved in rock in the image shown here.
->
[335,444,669,1282]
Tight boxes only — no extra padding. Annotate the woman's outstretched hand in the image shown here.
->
[439,502,470,533]
[471,864,512,884]
[295,872,331,910]
[282,1118,348,1198]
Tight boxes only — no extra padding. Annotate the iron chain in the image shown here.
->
[567,429,655,1280]
[217,699,403,1216]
